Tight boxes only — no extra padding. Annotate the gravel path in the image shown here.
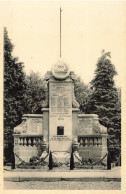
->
[4,181,121,190]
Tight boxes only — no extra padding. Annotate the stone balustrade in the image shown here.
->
[14,135,43,163]
[18,136,43,147]
[78,136,102,147]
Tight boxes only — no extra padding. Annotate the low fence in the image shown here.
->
[74,153,107,169]
[15,153,49,169]
[11,151,121,170]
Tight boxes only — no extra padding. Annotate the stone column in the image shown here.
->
[101,134,108,165]
[72,138,82,163]
[42,108,49,152]
[13,134,20,165]
[40,138,49,162]
[72,108,80,141]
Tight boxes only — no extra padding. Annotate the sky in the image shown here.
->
[1,1,126,87]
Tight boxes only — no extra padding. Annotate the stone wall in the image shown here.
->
[42,108,49,144]
[77,114,108,163]
[13,114,43,164]
[72,108,79,141]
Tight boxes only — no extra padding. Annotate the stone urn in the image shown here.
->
[72,138,80,152]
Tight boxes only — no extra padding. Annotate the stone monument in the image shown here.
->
[13,59,108,167]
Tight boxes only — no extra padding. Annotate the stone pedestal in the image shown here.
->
[40,138,49,162]
[49,77,73,153]
[13,134,20,165]
[72,139,82,163]
[72,108,79,141]
[42,108,49,145]
[101,135,108,164]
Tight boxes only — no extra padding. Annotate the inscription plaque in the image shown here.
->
[28,118,42,135]
[78,118,93,135]
[50,83,72,119]
[49,81,72,152]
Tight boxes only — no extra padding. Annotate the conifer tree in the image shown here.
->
[4,28,26,162]
[87,50,121,162]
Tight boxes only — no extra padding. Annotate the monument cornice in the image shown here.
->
[16,134,43,137]
[48,78,73,83]
[72,108,80,112]
[22,114,43,118]
[42,108,49,112]
[78,114,98,118]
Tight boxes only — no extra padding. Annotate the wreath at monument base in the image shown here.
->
[15,153,49,169]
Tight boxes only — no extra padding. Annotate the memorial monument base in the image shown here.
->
[13,59,108,169]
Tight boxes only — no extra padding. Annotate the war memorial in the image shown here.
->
[3,4,122,190]
[13,60,108,170]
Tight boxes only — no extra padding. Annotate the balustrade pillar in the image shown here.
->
[33,138,36,146]
[18,137,20,146]
[80,138,83,147]
[90,138,93,146]
[24,138,27,146]
[94,137,98,146]
[85,138,88,146]
[20,138,23,146]
[98,137,102,146]
[28,138,31,146]
[38,137,41,145]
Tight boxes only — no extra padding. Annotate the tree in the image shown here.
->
[87,50,121,162]
[11,151,15,170]
[73,76,92,113]
[23,71,47,114]
[24,72,91,114]
[4,28,26,162]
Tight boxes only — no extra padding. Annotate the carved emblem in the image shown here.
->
[52,60,70,79]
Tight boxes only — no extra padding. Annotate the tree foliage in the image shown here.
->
[4,34,121,165]
[23,71,47,114]
[87,50,121,162]
[4,28,26,162]
[73,76,92,113]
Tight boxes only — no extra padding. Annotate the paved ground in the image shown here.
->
[3,167,121,190]
[4,180,121,190]
[4,167,121,181]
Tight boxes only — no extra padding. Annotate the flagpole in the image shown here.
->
[60,7,62,58]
